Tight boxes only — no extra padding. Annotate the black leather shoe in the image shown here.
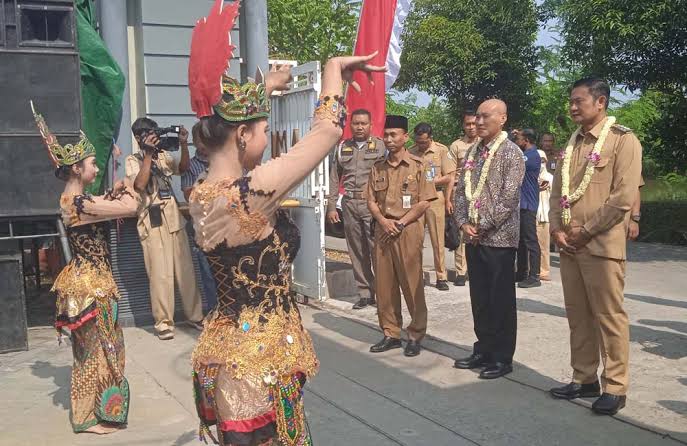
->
[453,275,467,286]
[518,277,542,288]
[352,298,371,310]
[550,381,601,400]
[453,353,490,369]
[370,336,402,353]
[479,362,513,379]
[592,393,626,415]
[436,280,449,291]
[404,340,421,357]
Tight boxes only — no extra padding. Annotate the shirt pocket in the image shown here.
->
[339,153,354,164]
[373,175,389,193]
[364,151,381,161]
[590,157,612,184]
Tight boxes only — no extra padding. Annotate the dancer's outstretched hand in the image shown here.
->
[333,52,387,93]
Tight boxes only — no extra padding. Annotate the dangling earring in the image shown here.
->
[239,138,247,153]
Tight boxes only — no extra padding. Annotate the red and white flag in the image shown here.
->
[343,0,413,139]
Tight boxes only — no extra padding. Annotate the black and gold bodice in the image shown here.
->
[189,178,318,382]
[67,221,112,269]
[53,193,133,329]
[206,210,300,321]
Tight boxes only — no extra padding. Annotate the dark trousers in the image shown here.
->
[517,209,540,279]
[466,244,517,363]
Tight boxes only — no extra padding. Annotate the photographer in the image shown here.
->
[125,117,203,341]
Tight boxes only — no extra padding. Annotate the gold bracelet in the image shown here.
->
[314,94,346,128]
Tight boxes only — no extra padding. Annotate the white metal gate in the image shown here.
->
[269,61,329,300]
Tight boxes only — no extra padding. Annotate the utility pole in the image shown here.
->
[243,0,269,78]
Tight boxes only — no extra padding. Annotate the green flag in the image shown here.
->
[75,0,125,193]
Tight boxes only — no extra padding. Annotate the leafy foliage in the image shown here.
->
[395,0,540,124]
[526,48,578,144]
[543,0,687,93]
[267,0,357,66]
[543,0,687,175]
[386,93,461,147]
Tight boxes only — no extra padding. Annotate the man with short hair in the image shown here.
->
[453,99,525,379]
[514,128,542,288]
[446,111,478,286]
[327,109,385,309]
[126,118,203,340]
[409,123,455,291]
[549,77,642,415]
[536,149,554,281]
[540,132,558,174]
[367,115,436,357]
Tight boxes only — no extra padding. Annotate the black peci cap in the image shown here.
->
[384,115,408,132]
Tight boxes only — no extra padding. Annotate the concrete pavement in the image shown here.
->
[324,235,687,444]
[0,304,684,446]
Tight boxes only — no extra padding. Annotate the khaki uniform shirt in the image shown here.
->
[367,149,436,219]
[408,141,454,195]
[327,136,386,212]
[549,120,642,260]
[125,151,186,240]
[447,137,476,173]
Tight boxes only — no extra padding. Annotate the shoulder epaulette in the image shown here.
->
[612,123,632,133]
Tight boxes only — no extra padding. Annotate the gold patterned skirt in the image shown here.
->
[53,260,129,432]
[192,304,318,445]
[53,260,119,330]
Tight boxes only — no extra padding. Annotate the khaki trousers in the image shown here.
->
[341,197,375,300]
[560,249,629,395]
[140,225,203,333]
[454,236,467,276]
[374,219,427,341]
[537,222,550,278]
[425,192,447,280]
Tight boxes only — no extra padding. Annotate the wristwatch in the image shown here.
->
[395,222,405,232]
[631,214,641,223]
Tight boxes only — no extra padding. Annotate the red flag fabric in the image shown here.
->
[343,0,398,139]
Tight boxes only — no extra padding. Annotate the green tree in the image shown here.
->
[267,0,357,66]
[642,91,687,175]
[386,93,461,147]
[545,0,687,173]
[527,47,578,144]
[543,0,687,92]
[395,0,540,124]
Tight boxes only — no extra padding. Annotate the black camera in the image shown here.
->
[152,125,182,151]
[137,125,182,152]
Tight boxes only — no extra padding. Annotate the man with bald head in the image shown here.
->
[453,99,525,379]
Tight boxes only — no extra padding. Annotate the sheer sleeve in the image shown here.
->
[189,117,342,251]
[61,188,140,227]
[246,117,343,217]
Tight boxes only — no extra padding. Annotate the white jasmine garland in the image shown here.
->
[463,131,508,225]
[559,116,615,226]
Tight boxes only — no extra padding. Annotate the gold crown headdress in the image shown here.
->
[189,0,270,122]
[30,100,95,167]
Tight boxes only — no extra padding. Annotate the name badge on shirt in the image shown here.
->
[425,167,435,182]
[403,195,412,209]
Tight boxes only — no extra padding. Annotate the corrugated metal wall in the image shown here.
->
[110,218,208,327]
